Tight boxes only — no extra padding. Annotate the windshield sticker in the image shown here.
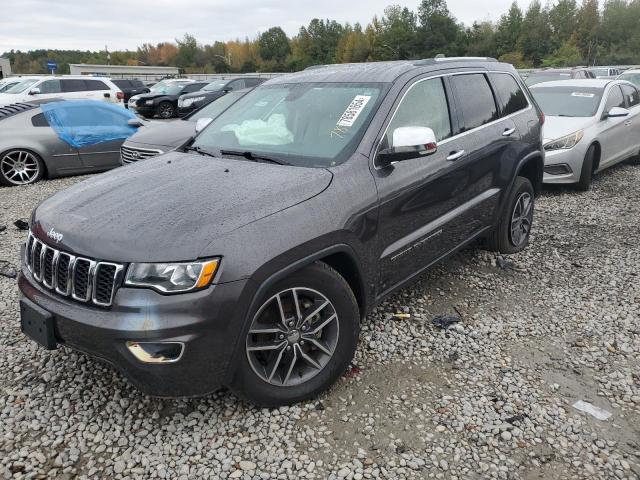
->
[571,92,595,98]
[337,95,372,127]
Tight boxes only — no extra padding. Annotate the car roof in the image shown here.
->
[266,58,508,85]
[530,79,613,89]
[620,69,640,74]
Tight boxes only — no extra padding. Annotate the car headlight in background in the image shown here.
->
[125,259,220,293]
[181,96,205,107]
[145,100,155,105]
[544,130,584,151]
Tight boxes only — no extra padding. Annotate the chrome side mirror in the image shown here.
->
[378,126,438,165]
[195,117,213,134]
[606,107,630,118]
[29,88,41,95]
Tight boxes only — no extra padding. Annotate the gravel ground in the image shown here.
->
[1,163,639,480]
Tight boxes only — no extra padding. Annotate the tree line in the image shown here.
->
[3,0,640,75]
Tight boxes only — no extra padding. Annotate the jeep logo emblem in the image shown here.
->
[47,228,63,243]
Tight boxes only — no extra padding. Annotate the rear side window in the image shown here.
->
[183,83,206,94]
[84,80,109,91]
[604,86,625,112]
[38,80,61,94]
[62,79,87,93]
[228,79,245,90]
[386,77,452,144]
[490,73,529,116]
[112,80,130,88]
[452,74,499,132]
[31,112,50,127]
[621,84,640,107]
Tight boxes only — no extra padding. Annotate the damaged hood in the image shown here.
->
[125,120,196,149]
[32,151,332,262]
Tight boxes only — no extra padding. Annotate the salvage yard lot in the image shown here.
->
[0,163,639,479]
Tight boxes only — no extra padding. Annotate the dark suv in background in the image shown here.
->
[19,58,544,407]
[129,81,209,118]
[177,76,266,116]
[111,79,150,106]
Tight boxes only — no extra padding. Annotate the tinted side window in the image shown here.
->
[621,84,640,107]
[245,78,261,87]
[38,80,61,94]
[452,74,498,132]
[131,80,145,88]
[84,80,109,91]
[228,79,245,90]
[31,112,50,127]
[62,79,87,92]
[490,73,529,116]
[113,80,130,89]
[604,86,625,111]
[183,83,205,94]
[386,77,452,144]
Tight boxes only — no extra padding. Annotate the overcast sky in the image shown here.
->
[1,0,531,53]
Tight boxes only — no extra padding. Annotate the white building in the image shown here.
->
[0,58,12,79]
[69,64,179,80]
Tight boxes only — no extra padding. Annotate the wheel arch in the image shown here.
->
[515,151,544,196]
[0,147,48,181]
[589,141,601,172]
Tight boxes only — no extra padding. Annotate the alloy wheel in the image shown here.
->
[246,287,339,387]
[510,192,533,247]
[0,150,41,185]
[158,104,174,118]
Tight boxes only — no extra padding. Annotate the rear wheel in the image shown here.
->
[231,262,359,407]
[577,145,596,191]
[156,102,175,119]
[485,176,534,254]
[0,149,44,186]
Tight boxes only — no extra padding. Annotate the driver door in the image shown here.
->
[598,85,629,168]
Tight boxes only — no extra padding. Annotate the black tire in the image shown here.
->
[577,145,596,191]
[485,176,535,254]
[0,149,45,187]
[156,102,175,119]
[231,262,360,407]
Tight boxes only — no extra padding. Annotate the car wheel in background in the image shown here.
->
[485,176,535,254]
[231,262,359,407]
[577,145,596,191]
[0,150,44,187]
[157,102,175,119]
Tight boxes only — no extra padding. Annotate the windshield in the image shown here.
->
[152,85,183,95]
[191,91,245,121]
[203,81,227,92]
[193,82,385,167]
[525,73,572,86]
[0,81,20,93]
[619,72,640,86]
[4,79,39,94]
[591,68,609,77]
[531,86,603,117]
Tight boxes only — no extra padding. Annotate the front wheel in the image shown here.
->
[0,149,45,186]
[231,262,359,407]
[156,102,175,119]
[577,145,596,191]
[485,176,535,254]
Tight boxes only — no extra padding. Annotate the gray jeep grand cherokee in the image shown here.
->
[19,58,544,406]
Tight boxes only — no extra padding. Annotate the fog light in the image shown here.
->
[126,341,184,364]
[544,164,573,175]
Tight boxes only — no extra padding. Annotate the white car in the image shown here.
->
[591,67,622,79]
[617,69,640,88]
[0,78,25,93]
[530,79,640,190]
[0,76,124,107]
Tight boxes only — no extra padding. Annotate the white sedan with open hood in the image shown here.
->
[530,79,640,190]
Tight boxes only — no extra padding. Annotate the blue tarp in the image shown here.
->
[40,100,138,149]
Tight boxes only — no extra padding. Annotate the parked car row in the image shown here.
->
[0,76,125,106]
[10,57,640,407]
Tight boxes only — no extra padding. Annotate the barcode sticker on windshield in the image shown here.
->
[572,92,595,98]
[337,95,372,127]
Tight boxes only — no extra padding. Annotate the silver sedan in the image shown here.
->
[530,79,640,190]
[0,100,138,186]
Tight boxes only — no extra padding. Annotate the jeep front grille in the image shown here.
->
[25,233,124,307]
[120,145,163,164]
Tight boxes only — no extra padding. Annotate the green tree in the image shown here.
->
[520,0,552,67]
[175,33,198,69]
[465,21,497,57]
[374,5,418,60]
[495,2,523,57]
[416,0,464,57]
[542,34,583,67]
[258,27,291,65]
[549,0,578,48]
[576,0,600,64]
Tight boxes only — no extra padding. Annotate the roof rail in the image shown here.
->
[413,56,499,66]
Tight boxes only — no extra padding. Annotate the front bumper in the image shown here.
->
[177,104,198,117]
[543,142,588,184]
[129,104,155,117]
[18,265,253,397]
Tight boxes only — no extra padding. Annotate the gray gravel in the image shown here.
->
[1,164,639,480]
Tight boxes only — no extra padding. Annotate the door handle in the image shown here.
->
[447,150,466,161]
[502,127,516,136]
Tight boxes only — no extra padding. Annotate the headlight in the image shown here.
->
[145,99,154,105]
[125,259,220,293]
[182,96,205,107]
[544,130,584,151]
